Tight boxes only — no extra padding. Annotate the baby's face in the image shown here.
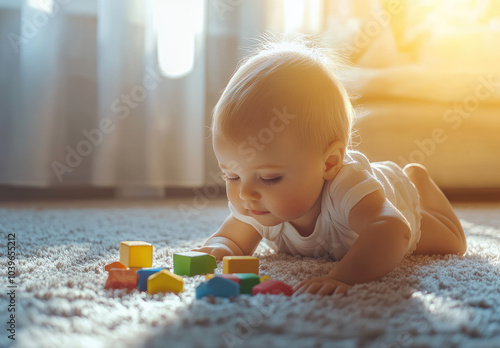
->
[214,129,326,227]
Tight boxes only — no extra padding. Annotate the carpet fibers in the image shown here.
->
[0,199,499,348]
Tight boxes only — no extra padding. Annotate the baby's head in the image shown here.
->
[213,37,354,155]
[212,37,355,227]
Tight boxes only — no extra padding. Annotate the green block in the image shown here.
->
[234,273,260,294]
[173,251,217,276]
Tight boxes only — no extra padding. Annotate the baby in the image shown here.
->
[193,38,467,296]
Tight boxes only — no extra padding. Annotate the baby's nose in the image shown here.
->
[239,182,260,201]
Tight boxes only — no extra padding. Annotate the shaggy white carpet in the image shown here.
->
[0,199,499,348]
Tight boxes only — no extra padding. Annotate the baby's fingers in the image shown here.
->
[292,279,312,295]
[293,277,350,296]
[317,283,338,296]
[293,279,320,296]
[191,247,211,254]
[292,280,307,292]
[334,284,349,295]
[191,247,219,260]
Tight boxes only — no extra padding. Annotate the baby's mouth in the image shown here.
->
[248,209,270,215]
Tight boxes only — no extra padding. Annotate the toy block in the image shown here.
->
[174,251,217,276]
[260,275,270,283]
[104,269,138,290]
[252,279,294,296]
[196,277,240,299]
[205,273,241,284]
[147,269,183,294]
[223,256,259,275]
[234,273,260,294]
[120,241,153,268]
[137,267,167,291]
[104,261,127,272]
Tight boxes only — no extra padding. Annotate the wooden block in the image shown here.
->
[147,269,184,294]
[259,275,270,283]
[174,251,217,276]
[104,269,138,290]
[196,277,240,299]
[223,256,259,275]
[206,273,241,284]
[252,279,294,296]
[234,273,260,294]
[119,241,153,268]
[104,261,127,272]
[137,267,167,291]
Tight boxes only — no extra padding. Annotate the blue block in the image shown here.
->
[137,267,167,291]
[196,276,240,299]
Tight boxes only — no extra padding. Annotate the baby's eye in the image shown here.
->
[260,176,282,185]
[221,173,239,182]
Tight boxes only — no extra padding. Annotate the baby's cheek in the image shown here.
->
[226,186,240,204]
[273,193,311,219]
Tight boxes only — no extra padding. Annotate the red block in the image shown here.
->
[105,269,138,290]
[252,279,294,296]
[215,274,241,284]
[104,261,127,272]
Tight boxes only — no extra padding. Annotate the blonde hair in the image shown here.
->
[212,35,355,154]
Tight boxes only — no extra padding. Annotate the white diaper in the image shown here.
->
[371,161,422,255]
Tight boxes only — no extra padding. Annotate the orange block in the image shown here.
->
[223,256,259,275]
[104,269,138,290]
[104,261,127,272]
[119,241,153,268]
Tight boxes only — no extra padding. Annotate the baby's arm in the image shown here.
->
[328,189,411,284]
[294,189,411,295]
[192,214,263,260]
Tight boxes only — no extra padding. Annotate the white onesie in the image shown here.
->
[229,150,422,261]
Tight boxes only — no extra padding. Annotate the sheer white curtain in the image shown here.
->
[0,0,326,193]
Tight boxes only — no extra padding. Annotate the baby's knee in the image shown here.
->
[403,163,429,183]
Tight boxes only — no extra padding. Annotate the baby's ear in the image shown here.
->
[323,141,344,181]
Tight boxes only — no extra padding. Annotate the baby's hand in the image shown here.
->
[293,276,350,296]
[191,243,234,261]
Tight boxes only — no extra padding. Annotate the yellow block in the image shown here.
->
[147,269,184,294]
[223,256,259,275]
[260,275,270,283]
[120,241,153,268]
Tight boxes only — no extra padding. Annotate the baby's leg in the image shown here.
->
[403,163,467,255]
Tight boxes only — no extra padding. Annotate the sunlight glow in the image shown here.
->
[412,0,495,29]
[28,0,54,14]
[155,0,204,79]
[284,0,305,33]
[283,0,323,34]
[401,0,500,72]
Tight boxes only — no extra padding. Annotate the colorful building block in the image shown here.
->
[223,256,259,275]
[104,261,127,272]
[137,267,167,291]
[147,269,184,294]
[252,279,294,296]
[120,241,153,268]
[234,273,260,294]
[174,251,217,276]
[205,273,241,284]
[259,275,270,283]
[104,269,138,290]
[196,277,240,299]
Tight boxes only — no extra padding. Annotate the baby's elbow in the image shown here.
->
[400,221,412,244]
[385,217,412,250]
